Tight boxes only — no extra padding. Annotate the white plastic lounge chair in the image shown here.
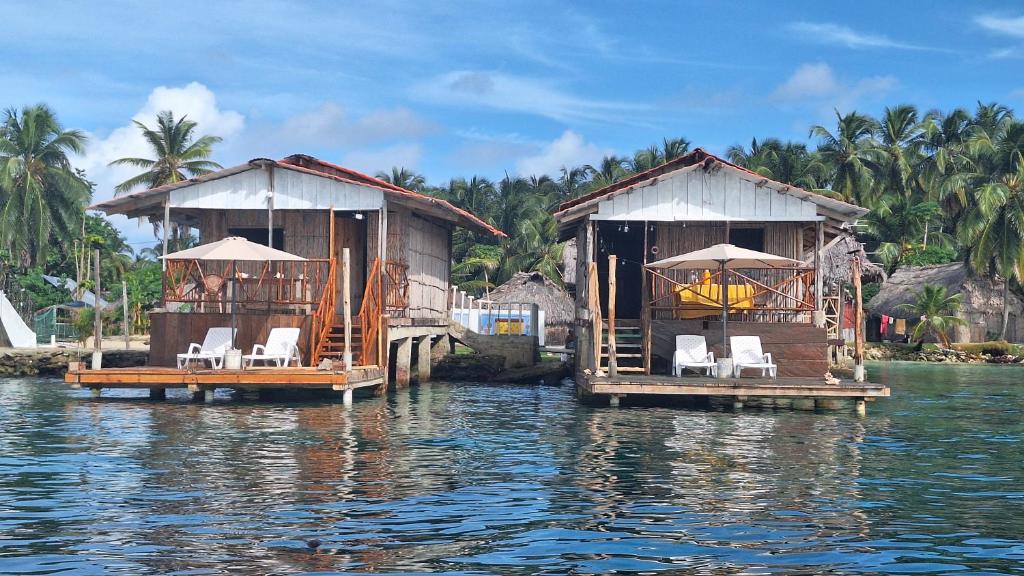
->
[243,327,302,368]
[672,335,717,377]
[177,327,234,369]
[730,335,777,378]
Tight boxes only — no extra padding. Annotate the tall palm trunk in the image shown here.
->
[1000,280,1010,341]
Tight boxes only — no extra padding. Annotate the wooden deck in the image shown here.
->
[64,365,384,393]
[580,373,889,413]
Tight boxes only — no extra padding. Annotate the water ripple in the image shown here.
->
[0,363,1022,574]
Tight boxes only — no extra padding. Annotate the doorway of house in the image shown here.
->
[334,212,367,310]
[596,222,647,319]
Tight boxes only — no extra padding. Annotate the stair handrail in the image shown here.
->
[358,257,383,367]
[311,257,338,365]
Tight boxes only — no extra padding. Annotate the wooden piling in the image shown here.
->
[395,336,412,388]
[417,335,432,382]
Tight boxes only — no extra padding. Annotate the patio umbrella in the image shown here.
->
[647,243,802,357]
[161,237,307,349]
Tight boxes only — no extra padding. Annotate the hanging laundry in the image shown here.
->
[880,315,890,333]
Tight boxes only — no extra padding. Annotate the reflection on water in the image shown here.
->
[1,363,1022,574]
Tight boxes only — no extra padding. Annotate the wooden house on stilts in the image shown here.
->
[556,149,888,409]
[71,155,502,397]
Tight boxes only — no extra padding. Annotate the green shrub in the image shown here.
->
[952,341,1011,356]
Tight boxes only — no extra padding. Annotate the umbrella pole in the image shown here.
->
[231,261,237,350]
[721,261,729,360]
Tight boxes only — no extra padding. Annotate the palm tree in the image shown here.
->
[958,144,1024,340]
[661,137,690,162]
[110,111,222,195]
[727,138,826,190]
[810,110,882,206]
[376,167,426,191]
[898,284,966,348]
[557,166,590,203]
[0,104,91,266]
[585,155,629,190]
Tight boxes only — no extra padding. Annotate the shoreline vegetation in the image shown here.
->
[863,341,1024,364]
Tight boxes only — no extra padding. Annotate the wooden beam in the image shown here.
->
[853,256,865,382]
[814,221,824,311]
[343,247,352,368]
[607,254,617,378]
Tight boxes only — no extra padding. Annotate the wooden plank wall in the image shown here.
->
[149,312,311,367]
[405,213,451,318]
[650,320,827,377]
[197,209,331,259]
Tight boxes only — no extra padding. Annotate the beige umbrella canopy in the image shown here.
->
[162,237,306,350]
[647,243,803,358]
[160,236,306,262]
[647,243,801,270]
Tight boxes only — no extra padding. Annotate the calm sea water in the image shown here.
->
[0,362,1022,575]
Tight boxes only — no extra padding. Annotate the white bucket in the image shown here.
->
[223,349,243,370]
[716,358,734,379]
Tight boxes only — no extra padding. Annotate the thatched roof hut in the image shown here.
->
[489,271,574,344]
[489,272,574,325]
[866,262,1024,343]
[810,234,886,286]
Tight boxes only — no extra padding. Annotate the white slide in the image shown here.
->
[0,291,37,348]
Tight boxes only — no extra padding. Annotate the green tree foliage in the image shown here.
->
[898,284,967,348]
[0,105,91,267]
[110,111,222,195]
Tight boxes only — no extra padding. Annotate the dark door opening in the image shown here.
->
[596,222,646,319]
[730,227,765,251]
[228,227,285,249]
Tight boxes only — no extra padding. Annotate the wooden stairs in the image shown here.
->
[316,317,365,366]
[600,319,645,374]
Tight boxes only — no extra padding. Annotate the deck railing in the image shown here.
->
[646,266,816,323]
[383,260,409,316]
[358,257,384,367]
[163,258,334,312]
[310,258,338,366]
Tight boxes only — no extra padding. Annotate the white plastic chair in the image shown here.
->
[243,327,302,368]
[177,327,234,369]
[731,335,777,378]
[672,335,717,377]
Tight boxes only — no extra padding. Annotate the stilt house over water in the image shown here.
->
[554,148,869,378]
[92,155,503,382]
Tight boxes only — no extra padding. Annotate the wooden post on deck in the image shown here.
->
[92,249,102,370]
[852,256,865,382]
[814,222,824,311]
[342,248,352,369]
[121,280,130,350]
[607,254,618,378]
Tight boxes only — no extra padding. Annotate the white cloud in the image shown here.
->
[276,103,436,148]
[772,63,897,112]
[77,82,245,206]
[773,63,839,100]
[515,130,610,176]
[787,22,940,51]
[342,143,423,176]
[415,70,646,123]
[975,14,1024,38]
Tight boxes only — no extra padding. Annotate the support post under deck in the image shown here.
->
[417,336,432,382]
[395,337,413,388]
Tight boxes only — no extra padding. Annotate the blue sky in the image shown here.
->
[5,1,1024,244]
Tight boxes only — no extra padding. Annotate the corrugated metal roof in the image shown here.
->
[91,156,505,237]
[554,148,869,223]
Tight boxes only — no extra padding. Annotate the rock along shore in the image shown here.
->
[0,348,148,377]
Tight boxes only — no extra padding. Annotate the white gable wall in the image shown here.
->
[592,168,821,222]
[169,167,384,211]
